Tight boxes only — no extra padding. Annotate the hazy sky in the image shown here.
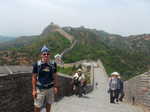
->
[0,0,150,37]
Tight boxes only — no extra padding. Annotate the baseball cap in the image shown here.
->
[41,45,49,53]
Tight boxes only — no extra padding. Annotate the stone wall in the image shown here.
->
[124,71,150,111]
[0,73,73,112]
[55,73,73,100]
[0,73,33,112]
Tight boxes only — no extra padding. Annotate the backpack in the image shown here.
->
[36,60,56,89]
[37,60,56,74]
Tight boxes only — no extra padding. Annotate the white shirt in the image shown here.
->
[73,73,79,80]
[78,73,85,81]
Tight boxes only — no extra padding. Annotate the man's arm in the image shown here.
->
[32,73,37,98]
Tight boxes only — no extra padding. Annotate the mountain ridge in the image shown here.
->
[0,35,16,43]
[0,23,149,80]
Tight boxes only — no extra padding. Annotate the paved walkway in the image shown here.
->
[43,65,144,112]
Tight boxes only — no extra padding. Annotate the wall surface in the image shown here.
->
[0,73,33,112]
[0,64,94,112]
[0,73,73,112]
[124,71,150,111]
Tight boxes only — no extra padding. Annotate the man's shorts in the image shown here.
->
[34,88,54,108]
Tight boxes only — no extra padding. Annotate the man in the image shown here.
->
[118,76,124,102]
[95,82,98,88]
[108,72,118,103]
[72,69,81,95]
[76,69,85,97]
[32,45,58,112]
[72,71,79,94]
[73,69,85,97]
[115,73,121,103]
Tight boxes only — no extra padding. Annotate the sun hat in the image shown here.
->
[111,72,120,76]
[78,69,82,72]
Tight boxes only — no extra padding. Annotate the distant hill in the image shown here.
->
[0,23,72,64]
[0,35,16,43]
[0,35,39,50]
[63,27,150,79]
[0,23,149,80]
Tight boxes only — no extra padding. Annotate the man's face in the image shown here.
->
[112,75,116,78]
[41,52,50,62]
[78,71,81,75]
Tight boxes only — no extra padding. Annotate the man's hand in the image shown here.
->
[53,87,58,94]
[32,90,37,99]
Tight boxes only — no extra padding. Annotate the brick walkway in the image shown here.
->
[42,66,144,112]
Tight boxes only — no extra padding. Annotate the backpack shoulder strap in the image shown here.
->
[37,60,42,66]
[49,60,55,65]
[37,60,42,77]
[49,60,57,69]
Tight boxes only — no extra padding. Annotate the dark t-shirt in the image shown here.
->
[32,61,57,85]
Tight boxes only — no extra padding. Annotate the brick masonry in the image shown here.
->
[0,73,73,112]
[124,71,150,111]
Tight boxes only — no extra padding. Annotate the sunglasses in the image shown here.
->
[42,53,50,56]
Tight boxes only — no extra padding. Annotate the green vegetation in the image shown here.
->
[63,28,150,80]
[57,66,77,76]
[0,32,71,65]
[0,25,149,80]
[57,66,91,84]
